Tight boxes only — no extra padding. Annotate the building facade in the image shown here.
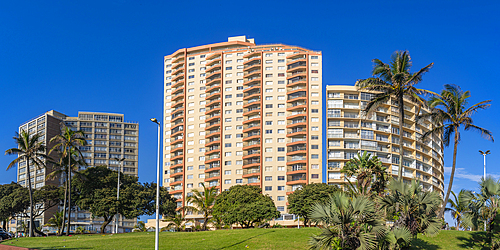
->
[163,36,323,223]
[325,85,445,194]
[14,110,139,233]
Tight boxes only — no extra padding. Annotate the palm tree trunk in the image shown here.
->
[203,214,208,231]
[66,150,71,235]
[26,160,34,237]
[59,174,68,236]
[439,128,459,218]
[398,94,404,180]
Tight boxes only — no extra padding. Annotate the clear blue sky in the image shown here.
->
[1,1,499,224]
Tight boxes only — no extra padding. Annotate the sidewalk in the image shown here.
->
[0,244,36,250]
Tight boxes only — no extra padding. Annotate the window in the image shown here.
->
[311,117,319,122]
[265,121,273,125]
[225,170,231,175]
[224,179,231,184]
[311,135,319,140]
[312,109,319,113]
[265,166,273,171]
[278,147,285,152]
[187,175,193,179]
[311,56,318,59]
[277,196,285,201]
[265,74,272,78]
[225,143,232,147]
[225,161,232,165]
[265,157,272,162]
[225,67,232,70]
[236,179,243,183]
[278,186,285,191]
[277,206,285,212]
[311,154,319,159]
[265,176,272,181]
[311,174,319,179]
[311,145,319,149]
[277,157,285,161]
[265,186,272,191]
[265,104,273,108]
[265,130,272,134]
[311,70,318,73]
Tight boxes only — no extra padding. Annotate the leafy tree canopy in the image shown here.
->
[213,185,280,228]
[73,166,176,233]
[287,183,339,226]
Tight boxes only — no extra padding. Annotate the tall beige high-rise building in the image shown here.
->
[14,110,139,233]
[163,36,323,223]
[325,86,445,194]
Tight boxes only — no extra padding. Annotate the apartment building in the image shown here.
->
[325,85,445,194]
[13,110,139,233]
[163,36,323,223]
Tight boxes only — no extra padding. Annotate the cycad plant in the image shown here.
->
[49,126,86,235]
[185,183,218,230]
[5,131,48,237]
[356,50,435,180]
[45,211,64,234]
[421,84,493,218]
[446,190,467,229]
[341,151,387,197]
[308,192,386,250]
[378,179,441,238]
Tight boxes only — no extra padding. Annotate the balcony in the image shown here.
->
[205,162,221,173]
[287,61,307,71]
[286,71,307,80]
[244,76,262,86]
[287,146,307,156]
[242,115,261,125]
[242,168,261,178]
[243,107,261,116]
[286,174,307,185]
[286,137,307,146]
[287,77,307,87]
[243,123,260,133]
[243,140,260,150]
[287,101,307,111]
[243,150,260,159]
[287,92,307,102]
[242,159,260,169]
[287,156,307,165]
[287,128,307,137]
[287,165,307,174]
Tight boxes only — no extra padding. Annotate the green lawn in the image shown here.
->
[0,228,490,250]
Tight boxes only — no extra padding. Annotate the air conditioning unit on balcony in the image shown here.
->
[387,144,390,148]
[387,155,391,158]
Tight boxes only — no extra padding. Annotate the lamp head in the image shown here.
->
[150,118,159,125]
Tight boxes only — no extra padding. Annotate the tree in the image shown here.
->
[421,84,493,218]
[5,130,48,237]
[73,166,176,233]
[46,149,85,236]
[49,126,86,235]
[287,183,339,226]
[378,179,441,238]
[356,51,435,180]
[341,151,387,197]
[162,212,192,232]
[73,166,143,233]
[308,192,386,250]
[213,185,280,228]
[185,183,217,230]
[446,190,467,229]
[0,182,27,230]
[45,211,64,234]
[133,221,148,232]
[140,182,177,217]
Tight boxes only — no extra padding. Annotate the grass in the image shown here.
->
[0,228,491,250]
[0,227,320,250]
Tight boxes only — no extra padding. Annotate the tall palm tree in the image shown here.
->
[46,149,86,236]
[341,151,387,197]
[5,130,48,237]
[308,192,386,250]
[185,183,217,230]
[446,190,467,229]
[421,84,493,218]
[185,183,217,231]
[49,126,86,235]
[356,50,435,180]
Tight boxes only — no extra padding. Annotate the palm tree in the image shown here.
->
[446,190,467,229]
[378,179,441,238]
[45,211,64,234]
[46,149,86,236]
[49,126,86,235]
[463,177,500,232]
[341,151,387,197]
[5,130,48,237]
[421,84,493,218]
[308,192,386,250]
[163,213,193,232]
[133,221,148,232]
[356,51,435,180]
[185,183,217,230]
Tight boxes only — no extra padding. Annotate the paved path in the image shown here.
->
[0,244,36,250]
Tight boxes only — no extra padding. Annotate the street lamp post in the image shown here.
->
[479,150,490,231]
[150,118,161,250]
[113,157,125,234]
[479,150,490,180]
